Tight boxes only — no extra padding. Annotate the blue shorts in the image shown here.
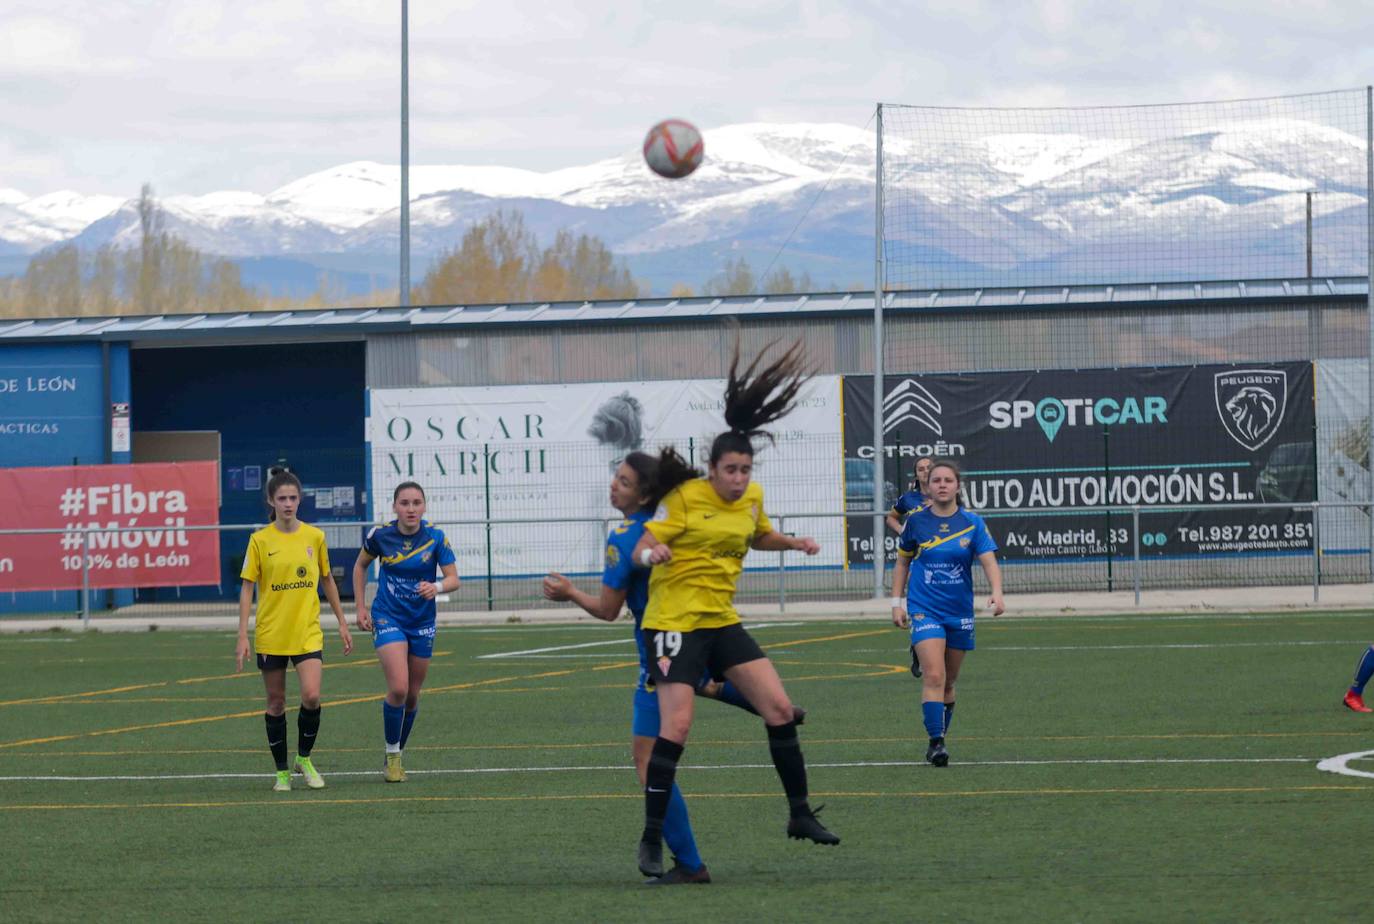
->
[371,612,436,659]
[910,614,975,651]
[629,667,719,738]
[632,687,661,738]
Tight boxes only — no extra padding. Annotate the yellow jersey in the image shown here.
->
[240,522,331,655]
[642,478,772,632]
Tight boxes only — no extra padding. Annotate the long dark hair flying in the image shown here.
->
[711,336,812,464]
[649,336,812,505]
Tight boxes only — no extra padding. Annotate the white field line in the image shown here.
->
[1316,750,1374,780]
[476,622,804,659]
[476,638,636,659]
[0,755,1323,783]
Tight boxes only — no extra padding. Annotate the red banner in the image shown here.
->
[0,461,220,592]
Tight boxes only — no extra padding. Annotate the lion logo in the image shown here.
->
[1214,370,1287,451]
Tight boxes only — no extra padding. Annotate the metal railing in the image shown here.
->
[1,502,1369,624]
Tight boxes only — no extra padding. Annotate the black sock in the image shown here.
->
[264,712,288,771]
[766,721,811,817]
[297,706,321,758]
[943,701,956,736]
[929,735,945,748]
[642,737,684,843]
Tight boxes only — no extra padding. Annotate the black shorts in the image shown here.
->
[256,650,323,671]
[645,623,767,686]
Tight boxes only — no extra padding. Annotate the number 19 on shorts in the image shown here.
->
[653,631,682,658]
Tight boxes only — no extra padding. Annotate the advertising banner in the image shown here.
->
[369,378,845,575]
[842,363,1315,565]
[0,461,221,591]
[0,343,105,467]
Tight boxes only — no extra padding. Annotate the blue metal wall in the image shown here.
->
[130,341,366,599]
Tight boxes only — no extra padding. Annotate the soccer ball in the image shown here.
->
[643,119,704,179]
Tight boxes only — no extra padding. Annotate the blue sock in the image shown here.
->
[661,783,704,872]
[921,701,945,741]
[713,680,759,716]
[400,707,418,750]
[383,702,404,750]
[943,701,956,735]
[1353,646,1374,694]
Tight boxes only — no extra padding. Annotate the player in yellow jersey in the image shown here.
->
[236,470,353,792]
[629,338,839,878]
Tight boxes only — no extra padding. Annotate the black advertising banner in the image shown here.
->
[842,363,1315,566]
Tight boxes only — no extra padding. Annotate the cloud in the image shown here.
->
[2,0,1373,197]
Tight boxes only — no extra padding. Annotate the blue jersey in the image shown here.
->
[891,489,926,520]
[364,520,456,627]
[897,507,997,622]
[601,509,653,689]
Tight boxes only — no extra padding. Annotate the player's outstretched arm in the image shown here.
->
[542,572,626,622]
[752,531,818,554]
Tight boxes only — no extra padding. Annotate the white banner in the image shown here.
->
[368,377,845,575]
[1316,358,1370,552]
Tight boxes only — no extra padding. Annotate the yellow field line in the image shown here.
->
[0,651,458,708]
[1,783,1365,813]
[0,667,578,750]
[0,658,383,707]
[0,628,872,749]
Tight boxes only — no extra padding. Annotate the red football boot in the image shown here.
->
[1343,689,1372,713]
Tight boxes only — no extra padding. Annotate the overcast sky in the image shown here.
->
[3,0,1373,197]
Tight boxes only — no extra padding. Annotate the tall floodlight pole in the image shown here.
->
[399,0,411,307]
[1365,86,1373,579]
[872,104,886,599]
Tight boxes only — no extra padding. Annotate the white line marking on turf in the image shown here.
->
[477,622,803,659]
[477,638,636,659]
[0,756,1320,783]
[1316,750,1374,780]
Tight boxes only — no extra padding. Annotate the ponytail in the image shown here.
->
[645,446,701,510]
[710,336,813,463]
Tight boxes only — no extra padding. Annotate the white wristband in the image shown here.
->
[890,597,903,608]
[640,548,655,567]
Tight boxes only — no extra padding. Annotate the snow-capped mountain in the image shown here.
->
[1,119,1366,295]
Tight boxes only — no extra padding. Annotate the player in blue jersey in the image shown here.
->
[1342,643,1374,712]
[351,482,459,782]
[890,461,1003,767]
[885,455,933,535]
[886,455,934,678]
[542,450,798,885]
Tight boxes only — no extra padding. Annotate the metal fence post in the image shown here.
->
[1132,506,1141,607]
[778,515,787,614]
[483,443,494,612]
[80,528,91,628]
[1312,502,1321,604]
